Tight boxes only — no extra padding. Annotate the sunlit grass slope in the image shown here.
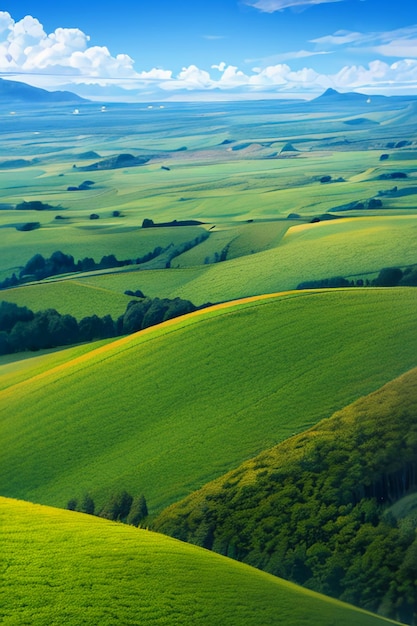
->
[0,289,416,514]
[174,215,417,304]
[0,498,399,626]
[77,215,417,306]
[0,338,111,392]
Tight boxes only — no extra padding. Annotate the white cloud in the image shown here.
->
[332,59,417,90]
[0,10,138,83]
[311,25,417,58]
[311,30,365,46]
[160,65,213,91]
[244,0,343,12]
[372,39,417,58]
[137,68,173,80]
[211,61,227,72]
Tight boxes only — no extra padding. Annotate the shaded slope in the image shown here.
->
[0,497,399,626]
[2,280,134,320]
[0,289,416,514]
[154,367,417,623]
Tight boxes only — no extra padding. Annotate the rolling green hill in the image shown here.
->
[154,366,417,623]
[75,214,417,306]
[0,497,400,626]
[0,288,416,515]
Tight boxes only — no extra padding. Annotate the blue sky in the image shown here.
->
[1,0,417,100]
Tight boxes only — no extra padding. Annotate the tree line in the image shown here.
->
[297,265,417,290]
[67,491,148,527]
[0,248,169,290]
[0,294,199,355]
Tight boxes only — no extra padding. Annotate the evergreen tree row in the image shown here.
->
[68,491,148,527]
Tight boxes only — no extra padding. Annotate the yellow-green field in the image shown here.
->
[0,497,399,626]
[0,338,111,392]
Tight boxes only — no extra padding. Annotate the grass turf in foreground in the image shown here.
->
[0,497,401,626]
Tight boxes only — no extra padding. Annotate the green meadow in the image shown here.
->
[1,288,416,515]
[0,497,400,626]
[1,98,417,290]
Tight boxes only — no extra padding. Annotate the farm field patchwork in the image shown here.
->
[1,95,417,625]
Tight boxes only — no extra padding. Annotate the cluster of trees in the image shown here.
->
[0,295,197,355]
[16,200,57,211]
[297,265,417,290]
[67,491,148,527]
[153,369,417,624]
[142,218,204,228]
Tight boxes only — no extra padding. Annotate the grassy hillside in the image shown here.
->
[0,288,416,514]
[154,366,417,623]
[75,214,417,306]
[0,497,400,626]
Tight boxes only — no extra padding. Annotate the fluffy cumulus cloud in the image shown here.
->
[332,59,417,92]
[0,10,139,84]
[244,0,342,12]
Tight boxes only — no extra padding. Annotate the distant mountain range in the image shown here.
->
[0,77,87,104]
[313,87,417,104]
[1,77,416,106]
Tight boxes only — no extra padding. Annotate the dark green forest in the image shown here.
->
[154,367,417,624]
